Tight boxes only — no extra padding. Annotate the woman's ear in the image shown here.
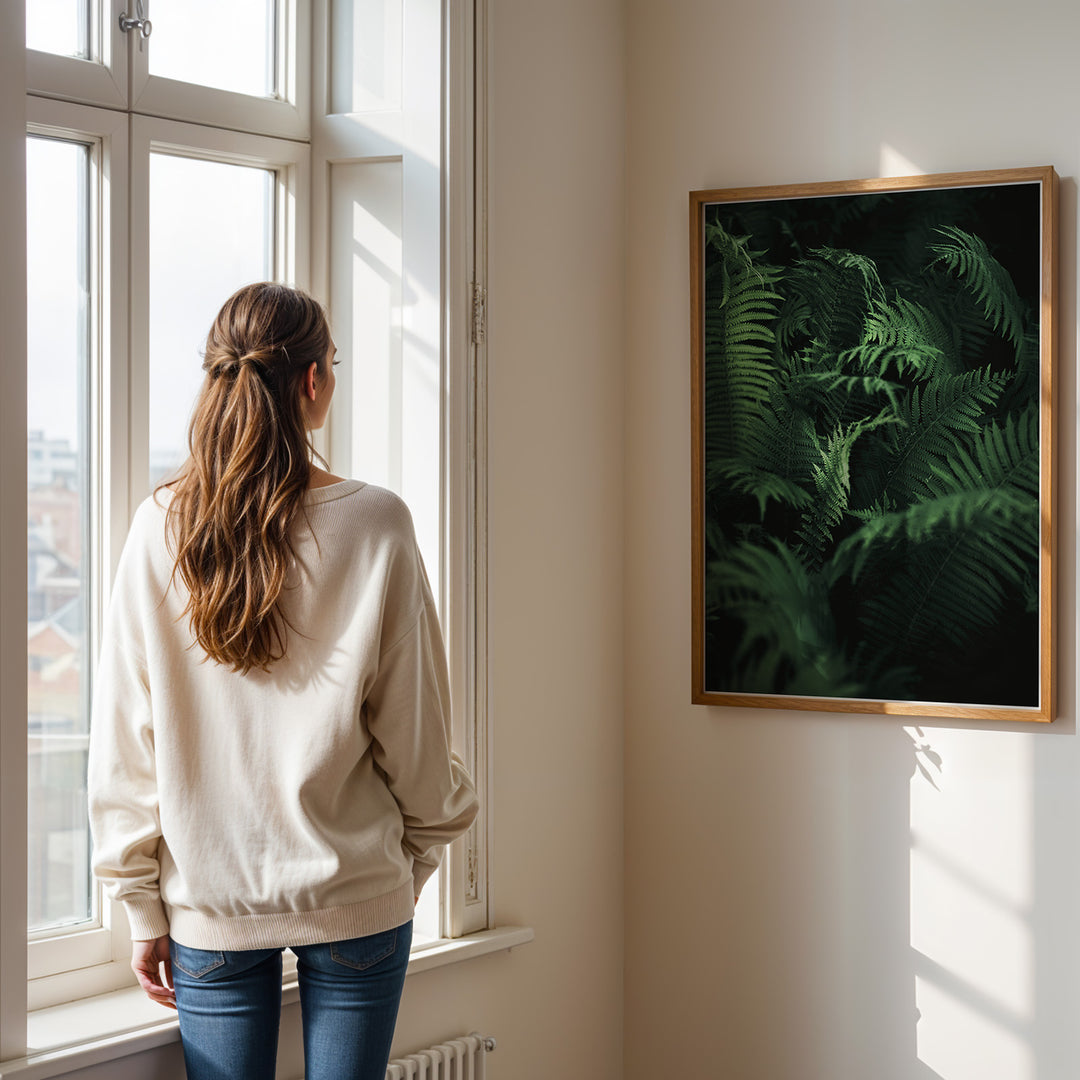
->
[303,360,319,401]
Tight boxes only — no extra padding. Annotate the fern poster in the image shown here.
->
[690,168,1056,721]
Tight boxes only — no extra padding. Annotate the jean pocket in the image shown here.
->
[170,942,226,979]
[328,927,400,971]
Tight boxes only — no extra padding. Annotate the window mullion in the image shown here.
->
[127,116,151,509]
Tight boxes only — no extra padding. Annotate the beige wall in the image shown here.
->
[624,2,1078,1078]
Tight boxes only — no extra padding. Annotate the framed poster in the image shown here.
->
[690,167,1057,721]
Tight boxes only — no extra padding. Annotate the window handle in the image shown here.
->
[119,0,152,38]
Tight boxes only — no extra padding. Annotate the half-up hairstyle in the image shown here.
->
[155,282,332,674]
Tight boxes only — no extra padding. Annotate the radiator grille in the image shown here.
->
[385,1032,495,1079]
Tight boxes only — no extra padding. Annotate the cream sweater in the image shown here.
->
[88,480,478,950]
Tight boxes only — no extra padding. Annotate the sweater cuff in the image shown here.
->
[124,897,170,941]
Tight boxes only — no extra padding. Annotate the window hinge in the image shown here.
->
[467,839,479,893]
[471,282,487,345]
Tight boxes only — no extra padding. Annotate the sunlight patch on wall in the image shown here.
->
[879,144,924,178]
[914,976,1033,1080]
[909,729,1034,1079]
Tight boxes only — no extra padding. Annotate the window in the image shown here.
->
[3,0,489,1056]
[26,1,90,59]
[21,95,309,1010]
[147,0,277,99]
[23,98,127,1004]
[26,134,93,938]
[147,153,275,484]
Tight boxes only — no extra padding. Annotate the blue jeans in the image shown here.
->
[170,921,412,1080]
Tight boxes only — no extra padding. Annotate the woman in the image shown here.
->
[88,283,478,1080]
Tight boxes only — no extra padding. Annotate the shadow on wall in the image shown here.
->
[836,710,1075,1080]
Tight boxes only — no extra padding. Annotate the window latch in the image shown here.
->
[119,0,152,38]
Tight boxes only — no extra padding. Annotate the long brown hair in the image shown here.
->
[155,282,332,674]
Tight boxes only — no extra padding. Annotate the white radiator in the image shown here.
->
[385,1032,496,1080]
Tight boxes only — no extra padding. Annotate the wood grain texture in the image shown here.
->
[689,190,705,704]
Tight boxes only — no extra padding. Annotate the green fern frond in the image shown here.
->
[839,486,1035,581]
[866,368,1010,506]
[784,369,906,414]
[705,538,865,697]
[998,328,1041,417]
[923,405,1039,503]
[701,196,1040,704]
[927,225,1027,350]
[775,294,813,359]
[708,457,813,519]
[860,296,957,376]
[778,247,885,358]
[703,225,784,460]
[795,413,899,567]
[836,409,1038,660]
[757,389,821,491]
[834,343,933,382]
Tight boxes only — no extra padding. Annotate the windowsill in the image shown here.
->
[1,927,533,1080]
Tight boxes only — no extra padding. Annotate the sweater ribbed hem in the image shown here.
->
[166,880,417,951]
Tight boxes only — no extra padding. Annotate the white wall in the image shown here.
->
[624,2,1078,1078]
[12,0,626,1076]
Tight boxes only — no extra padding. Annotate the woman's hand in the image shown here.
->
[131,935,176,1010]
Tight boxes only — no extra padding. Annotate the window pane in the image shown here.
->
[149,154,274,487]
[149,0,277,99]
[26,136,93,933]
[26,0,89,58]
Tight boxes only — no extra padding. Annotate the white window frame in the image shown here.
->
[26,0,128,111]
[128,116,310,500]
[23,110,311,1014]
[129,0,311,141]
[310,0,490,942]
[24,96,130,1001]
[2,0,494,1057]
[19,0,314,1020]
[1,8,30,1061]
[441,0,490,939]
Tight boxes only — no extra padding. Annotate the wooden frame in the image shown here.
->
[690,167,1057,722]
